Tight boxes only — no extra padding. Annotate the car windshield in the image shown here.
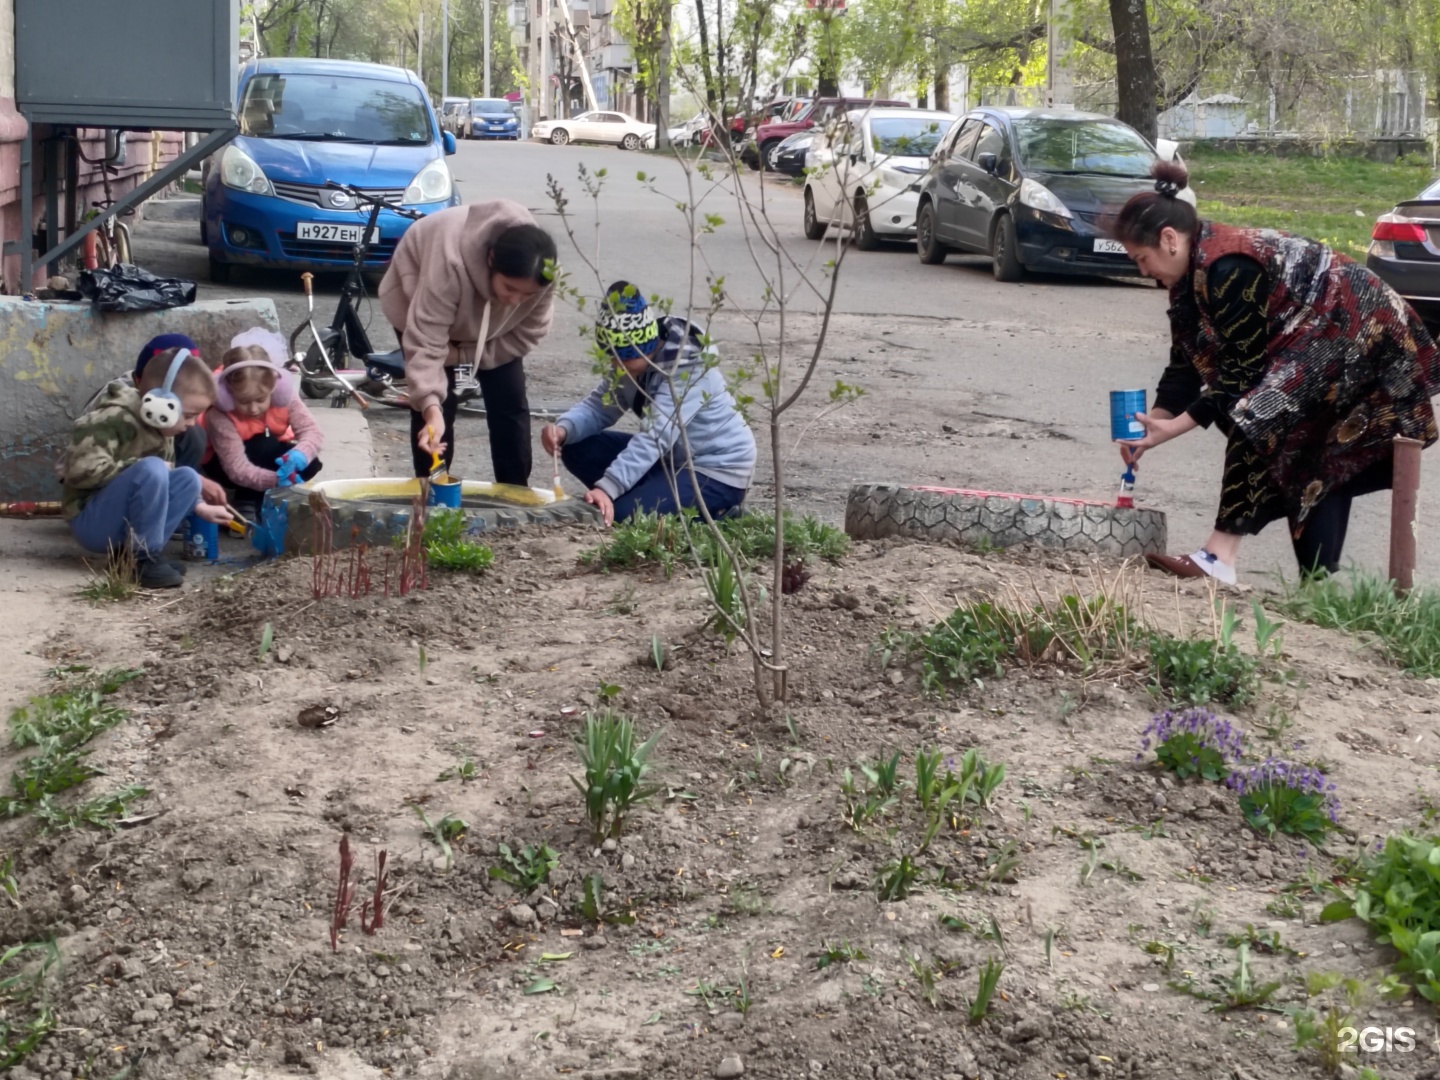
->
[1013,119,1156,176]
[870,117,948,157]
[471,99,512,113]
[240,72,432,144]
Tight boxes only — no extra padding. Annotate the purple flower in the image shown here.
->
[1138,708,1245,774]
[1227,757,1342,825]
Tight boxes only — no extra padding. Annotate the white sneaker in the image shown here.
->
[1188,548,1237,585]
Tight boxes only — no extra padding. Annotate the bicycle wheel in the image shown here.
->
[94,231,114,270]
[112,223,132,266]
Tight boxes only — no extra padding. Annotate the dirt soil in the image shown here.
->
[5,528,1440,1080]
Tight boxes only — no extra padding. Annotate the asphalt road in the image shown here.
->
[131,138,1437,587]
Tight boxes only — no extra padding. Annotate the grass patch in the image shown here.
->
[1185,146,1430,259]
[882,595,1263,706]
[580,509,849,577]
[422,509,495,574]
[2,668,147,829]
[1,940,59,1070]
[1273,572,1440,678]
[78,547,139,604]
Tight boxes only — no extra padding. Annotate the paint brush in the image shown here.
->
[551,443,564,500]
[426,426,447,482]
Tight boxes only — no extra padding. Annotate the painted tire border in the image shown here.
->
[843,483,1168,557]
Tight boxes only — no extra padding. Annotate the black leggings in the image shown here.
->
[405,354,533,486]
[204,432,323,505]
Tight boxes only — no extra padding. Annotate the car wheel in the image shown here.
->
[208,255,232,285]
[550,128,570,146]
[803,188,826,241]
[916,203,948,265]
[853,195,880,251]
[760,140,781,172]
[991,214,1024,282]
[621,133,641,151]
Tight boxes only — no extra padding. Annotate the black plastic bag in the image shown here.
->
[77,263,197,312]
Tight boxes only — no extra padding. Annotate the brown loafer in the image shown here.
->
[1145,553,1208,578]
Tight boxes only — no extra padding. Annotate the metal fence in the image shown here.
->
[978,69,1428,141]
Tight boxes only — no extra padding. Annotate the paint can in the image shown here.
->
[1110,389,1147,442]
[429,477,463,508]
[183,515,219,561]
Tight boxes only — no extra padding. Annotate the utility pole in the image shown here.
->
[553,0,598,113]
[484,0,492,96]
[443,0,450,97]
[540,0,551,118]
[418,11,425,84]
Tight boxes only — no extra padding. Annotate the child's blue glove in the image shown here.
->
[275,449,309,487]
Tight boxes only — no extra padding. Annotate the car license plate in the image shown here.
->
[1093,238,1127,255]
[297,222,364,243]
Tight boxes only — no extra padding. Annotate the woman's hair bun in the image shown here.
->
[1152,159,1189,199]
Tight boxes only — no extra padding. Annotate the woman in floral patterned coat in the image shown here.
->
[1113,160,1440,585]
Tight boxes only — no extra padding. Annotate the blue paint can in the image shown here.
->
[1110,389,1147,442]
[183,515,219,562]
[429,478,462,508]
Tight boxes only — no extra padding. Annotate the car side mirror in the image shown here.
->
[976,151,997,174]
[443,131,457,155]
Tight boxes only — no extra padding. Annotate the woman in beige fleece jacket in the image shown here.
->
[378,199,557,484]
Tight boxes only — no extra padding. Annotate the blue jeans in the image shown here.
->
[561,431,747,522]
[69,457,201,558]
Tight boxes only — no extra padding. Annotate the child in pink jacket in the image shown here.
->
[203,329,324,517]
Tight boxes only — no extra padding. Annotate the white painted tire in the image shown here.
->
[843,483,1168,557]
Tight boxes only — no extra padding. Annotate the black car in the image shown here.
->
[770,131,815,175]
[1367,185,1440,333]
[912,106,1196,282]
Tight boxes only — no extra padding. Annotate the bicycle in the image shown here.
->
[288,181,498,416]
[83,166,134,270]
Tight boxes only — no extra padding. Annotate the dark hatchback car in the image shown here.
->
[1367,185,1440,333]
[912,106,1195,282]
[771,130,816,175]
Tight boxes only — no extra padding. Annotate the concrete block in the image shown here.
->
[308,405,375,480]
[0,295,281,500]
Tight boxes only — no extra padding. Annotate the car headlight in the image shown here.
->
[1019,178,1071,219]
[405,159,454,204]
[219,144,274,196]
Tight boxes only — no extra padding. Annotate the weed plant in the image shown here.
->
[580,508,849,577]
[1146,631,1259,707]
[968,956,1004,1023]
[572,708,662,840]
[422,509,495,573]
[0,940,59,1069]
[1276,572,1440,677]
[490,842,560,891]
[1327,833,1440,1001]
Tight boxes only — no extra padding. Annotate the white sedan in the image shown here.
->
[804,108,956,248]
[531,110,657,150]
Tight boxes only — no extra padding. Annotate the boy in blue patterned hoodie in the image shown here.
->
[541,281,756,524]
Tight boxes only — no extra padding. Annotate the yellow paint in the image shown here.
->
[303,477,563,506]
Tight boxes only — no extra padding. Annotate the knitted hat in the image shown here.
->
[135,333,200,380]
[595,280,660,360]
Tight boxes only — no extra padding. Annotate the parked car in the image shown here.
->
[439,96,469,137]
[530,110,656,149]
[667,113,707,146]
[910,106,1196,282]
[467,97,521,140]
[803,108,956,247]
[202,57,459,282]
[749,96,909,171]
[771,130,817,175]
[1367,184,1440,334]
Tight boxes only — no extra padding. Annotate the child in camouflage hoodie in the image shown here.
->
[59,348,233,589]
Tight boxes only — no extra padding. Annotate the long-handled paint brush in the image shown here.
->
[551,443,564,500]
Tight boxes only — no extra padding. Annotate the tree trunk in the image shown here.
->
[285,15,301,55]
[695,0,717,112]
[934,58,949,111]
[816,13,839,96]
[655,0,673,148]
[311,0,327,57]
[1108,0,1157,144]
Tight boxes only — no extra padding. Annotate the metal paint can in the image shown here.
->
[183,515,219,561]
[1110,389,1147,442]
[429,478,463,508]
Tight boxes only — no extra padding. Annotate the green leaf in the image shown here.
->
[1320,899,1356,923]
[540,952,572,962]
[524,978,557,994]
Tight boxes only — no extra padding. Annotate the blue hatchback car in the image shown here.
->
[466,97,520,140]
[203,58,459,281]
